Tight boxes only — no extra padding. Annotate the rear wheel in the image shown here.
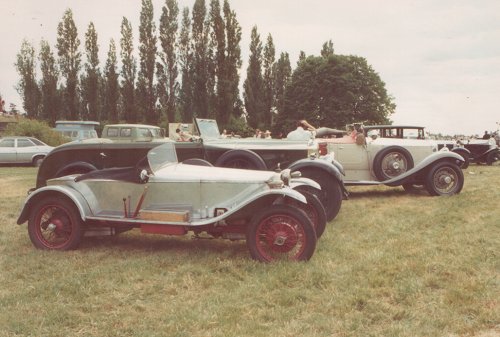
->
[215,149,267,170]
[424,162,464,196]
[28,197,83,250]
[298,169,343,222]
[246,205,316,262]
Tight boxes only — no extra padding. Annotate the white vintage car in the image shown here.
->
[17,143,327,262]
[323,125,465,196]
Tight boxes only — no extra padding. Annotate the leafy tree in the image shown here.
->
[80,22,101,121]
[137,0,158,124]
[39,40,60,125]
[282,54,395,134]
[15,40,40,118]
[243,26,265,129]
[103,39,119,122]
[262,34,275,127]
[298,50,306,65]
[209,0,225,123]
[178,7,193,121]
[120,17,137,123]
[4,119,68,146]
[191,0,210,118]
[56,8,81,120]
[157,0,179,123]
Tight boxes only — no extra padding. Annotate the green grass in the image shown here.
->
[0,166,498,337]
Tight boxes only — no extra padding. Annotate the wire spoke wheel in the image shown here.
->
[246,205,316,262]
[28,197,83,250]
[425,162,464,196]
[381,152,409,178]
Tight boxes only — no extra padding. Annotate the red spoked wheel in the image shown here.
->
[28,197,83,250]
[246,205,317,262]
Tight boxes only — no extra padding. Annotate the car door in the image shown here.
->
[15,138,37,163]
[0,138,17,163]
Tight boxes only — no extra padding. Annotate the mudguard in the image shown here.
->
[54,161,98,178]
[382,151,464,187]
[290,177,321,190]
[288,154,344,184]
[17,185,92,225]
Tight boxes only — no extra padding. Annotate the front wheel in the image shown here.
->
[486,150,500,166]
[287,189,327,238]
[28,197,83,250]
[298,169,343,222]
[246,205,317,262]
[424,162,464,196]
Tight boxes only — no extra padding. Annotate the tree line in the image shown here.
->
[15,0,395,136]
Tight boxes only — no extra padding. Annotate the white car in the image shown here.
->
[323,126,465,196]
[0,137,54,166]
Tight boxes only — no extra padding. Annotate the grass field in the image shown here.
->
[0,166,498,337]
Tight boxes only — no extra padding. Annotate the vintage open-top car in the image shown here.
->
[17,143,328,262]
[35,118,347,222]
[322,124,466,196]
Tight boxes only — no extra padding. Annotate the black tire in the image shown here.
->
[298,168,343,222]
[486,150,500,166]
[402,183,424,193]
[182,158,214,167]
[452,149,470,169]
[246,205,316,262]
[32,156,44,167]
[373,146,414,181]
[215,149,267,170]
[28,197,83,250]
[424,161,464,196]
[287,189,327,238]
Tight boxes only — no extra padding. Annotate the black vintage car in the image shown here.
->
[462,138,500,165]
[35,119,346,221]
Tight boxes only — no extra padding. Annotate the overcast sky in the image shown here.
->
[1,0,499,136]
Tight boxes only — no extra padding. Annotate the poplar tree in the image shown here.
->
[223,0,242,122]
[120,17,137,123]
[137,0,157,124]
[81,22,100,121]
[209,0,225,123]
[103,39,119,122]
[178,7,193,121]
[243,26,264,129]
[262,34,275,127]
[271,52,291,135]
[56,9,81,120]
[15,40,40,118]
[157,0,179,123]
[191,0,210,118]
[321,40,334,58]
[39,40,60,124]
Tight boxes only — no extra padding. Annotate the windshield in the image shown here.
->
[147,143,178,173]
[196,118,221,139]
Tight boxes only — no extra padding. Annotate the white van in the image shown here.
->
[54,121,99,141]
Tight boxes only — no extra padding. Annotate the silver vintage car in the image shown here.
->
[17,143,327,262]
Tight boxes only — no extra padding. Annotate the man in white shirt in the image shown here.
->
[286,120,314,140]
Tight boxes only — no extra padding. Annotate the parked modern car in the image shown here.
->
[54,120,99,141]
[17,143,324,262]
[323,124,465,196]
[0,137,54,166]
[34,119,346,221]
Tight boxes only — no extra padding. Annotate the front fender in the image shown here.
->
[290,177,321,190]
[383,151,464,186]
[17,185,92,225]
[288,155,344,183]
